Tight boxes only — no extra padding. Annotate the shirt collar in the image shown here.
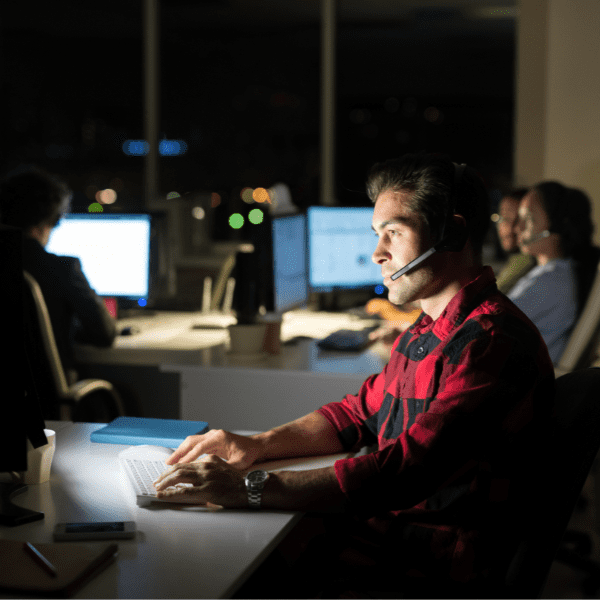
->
[409,266,497,340]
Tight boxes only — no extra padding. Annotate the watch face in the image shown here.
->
[247,470,269,484]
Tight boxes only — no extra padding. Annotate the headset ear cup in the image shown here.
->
[435,162,469,253]
[436,218,468,252]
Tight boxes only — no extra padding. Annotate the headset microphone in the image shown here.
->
[390,246,438,280]
[390,162,468,282]
[521,230,550,245]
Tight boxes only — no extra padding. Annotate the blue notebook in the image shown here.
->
[90,417,210,447]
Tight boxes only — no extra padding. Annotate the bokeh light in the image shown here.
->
[167,191,181,200]
[211,192,221,208]
[88,202,103,213]
[96,189,117,204]
[252,187,270,203]
[424,106,443,124]
[249,208,264,225]
[123,140,150,156]
[192,206,206,220]
[375,284,386,295]
[229,213,244,229]
[159,140,188,156]
[241,187,254,203]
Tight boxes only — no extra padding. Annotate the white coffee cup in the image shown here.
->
[22,429,56,484]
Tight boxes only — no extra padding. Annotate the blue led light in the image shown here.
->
[137,298,147,307]
[122,140,188,156]
[123,140,150,156]
[374,284,386,295]
[159,140,188,156]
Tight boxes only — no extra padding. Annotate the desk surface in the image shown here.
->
[1,422,349,599]
[76,309,389,371]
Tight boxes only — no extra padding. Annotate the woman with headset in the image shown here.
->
[507,181,598,364]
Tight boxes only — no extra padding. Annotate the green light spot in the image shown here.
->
[229,213,244,229]
[249,208,264,225]
[88,202,104,213]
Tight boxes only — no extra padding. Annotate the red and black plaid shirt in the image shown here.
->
[317,266,555,583]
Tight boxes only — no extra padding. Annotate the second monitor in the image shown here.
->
[307,206,381,291]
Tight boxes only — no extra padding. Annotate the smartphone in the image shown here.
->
[53,521,136,541]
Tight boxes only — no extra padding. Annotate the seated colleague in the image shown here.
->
[507,181,596,364]
[0,166,116,386]
[153,154,555,596]
[493,187,536,294]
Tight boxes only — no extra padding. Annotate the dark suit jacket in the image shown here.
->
[23,237,116,373]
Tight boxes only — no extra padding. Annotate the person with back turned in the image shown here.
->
[0,165,115,395]
[153,153,554,597]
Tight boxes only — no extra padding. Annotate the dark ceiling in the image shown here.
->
[1,1,518,215]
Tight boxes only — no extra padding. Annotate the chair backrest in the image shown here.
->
[501,367,600,598]
[23,271,71,398]
[556,260,600,376]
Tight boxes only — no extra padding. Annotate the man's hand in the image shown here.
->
[154,454,247,508]
[165,429,263,470]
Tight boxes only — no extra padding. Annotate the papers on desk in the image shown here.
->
[90,416,209,448]
[0,539,118,598]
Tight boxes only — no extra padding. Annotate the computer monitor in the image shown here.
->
[307,206,381,291]
[234,212,308,320]
[46,213,152,306]
[0,225,47,526]
[269,213,308,314]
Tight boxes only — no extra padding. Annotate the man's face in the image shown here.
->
[371,189,437,306]
[496,196,520,253]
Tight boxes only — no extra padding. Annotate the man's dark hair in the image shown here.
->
[0,165,72,231]
[366,153,490,258]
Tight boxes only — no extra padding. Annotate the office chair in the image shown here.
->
[210,252,236,311]
[555,260,600,377]
[494,367,600,598]
[23,271,125,422]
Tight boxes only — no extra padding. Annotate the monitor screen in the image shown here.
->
[307,206,381,290]
[271,213,308,313]
[46,213,151,303]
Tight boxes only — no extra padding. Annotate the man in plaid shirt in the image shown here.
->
[155,154,555,596]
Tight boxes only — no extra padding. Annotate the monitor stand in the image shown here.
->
[0,480,44,527]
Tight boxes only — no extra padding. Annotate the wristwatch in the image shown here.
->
[244,470,270,508]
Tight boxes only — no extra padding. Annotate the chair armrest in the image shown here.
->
[61,379,125,416]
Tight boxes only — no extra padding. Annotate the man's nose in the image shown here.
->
[372,239,389,265]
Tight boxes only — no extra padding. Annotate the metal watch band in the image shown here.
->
[247,487,263,508]
[245,470,269,509]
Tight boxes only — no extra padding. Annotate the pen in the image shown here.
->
[23,542,58,578]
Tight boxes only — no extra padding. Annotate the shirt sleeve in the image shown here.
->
[329,313,553,514]
[316,336,406,451]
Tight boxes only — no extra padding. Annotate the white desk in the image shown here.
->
[76,310,389,424]
[0,422,350,599]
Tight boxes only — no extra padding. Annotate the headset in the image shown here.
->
[390,162,469,281]
[520,229,551,245]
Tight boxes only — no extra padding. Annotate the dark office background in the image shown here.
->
[1,1,516,239]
